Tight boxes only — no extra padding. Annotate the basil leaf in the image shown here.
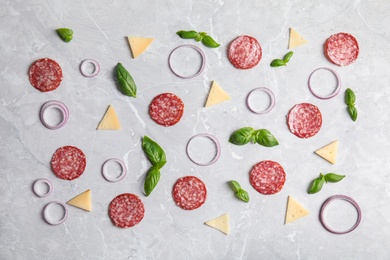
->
[176,30,198,39]
[229,180,241,193]
[56,28,73,43]
[229,127,255,145]
[195,34,202,42]
[324,173,345,183]
[345,88,356,105]
[347,104,358,122]
[236,189,249,203]
[283,51,294,63]
[201,35,220,48]
[270,59,286,67]
[308,176,325,194]
[144,167,161,196]
[142,136,167,169]
[116,63,137,97]
[255,129,279,147]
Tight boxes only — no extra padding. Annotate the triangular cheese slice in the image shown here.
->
[205,81,230,107]
[285,196,309,224]
[288,28,307,49]
[127,36,154,58]
[315,140,338,164]
[205,213,230,235]
[97,105,121,130]
[67,190,92,212]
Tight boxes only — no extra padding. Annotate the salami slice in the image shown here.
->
[250,160,286,195]
[287,103,322,138]
[109,193,145,228]
[324,33,359,66]
[29,58,63,92]
[149,93,184,127]
[172,176,207,210]
[51,146,86,180]
[228,35,262,69]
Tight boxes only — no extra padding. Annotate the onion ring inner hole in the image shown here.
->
[43,107,64,126]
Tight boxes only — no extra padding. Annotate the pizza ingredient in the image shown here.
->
[255,129,279,147]
[67,189,92,211]
[144,167,160,196]
[250,160,286,195]
[168,45,206,79]
[29,58,63,92]
[228,180,249,203]
[246,87,276,114]
[186,133,221,166]
[56,28,73,42]
[228,35,262,69]
[287,103,322,138]
[115,63,137,97]
[270,51,294,67]
[172,176,207,210]
[102,158,127,182]
[51,146,86,181]
[80,59,100,77]
[204,214,230,235]
[324,32,359,66]
[97,105,121,130]
[229,127,279,147]
[176,30,220,48]
[39,100,69,130]
[205,81,230,107]
[345,88,357,121]
[308,173,345,194]
[109,193,145,228]
[289,28,307,49]
[43,201,68,225]
[142,136,166,169]
[127,36,154,58]
[315,140,339,164]
[149,93,184,126]
[285,196,310,224]
[32,178,53,198]
[308,67,341,100]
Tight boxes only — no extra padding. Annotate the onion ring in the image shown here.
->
[80,59,100,77]
[186,133,221,166]
[39,100,69,130]
[246,87,276,114]
[33,178,53,198]
[168,44,206,79]
[319,195,362,234]
[43,201,68,225]
[102,158,127,182]
[308,67,341,100]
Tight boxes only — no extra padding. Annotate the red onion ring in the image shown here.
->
[319,195,362,234]
[39,100,69,130]
[80,59,100,77]
[246,87,276,114]
[308,67,341,100]
[186,133,221,166]
[33,178,53,197]
[102,158,127,182]
[168,44,206,79]
[43,201,68,225]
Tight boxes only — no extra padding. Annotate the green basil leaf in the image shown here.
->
[283,51,294,63]
[308,176,325,194]
[255,129,279,147]
[236,189,249,203]
[201,35,221,48]
[56,28,73,43]
[345,88,356,105]
[116,63,137,97]
[229,180,241,193]
[324,173,345,183]
[176,30,198,39]
[144,167,160,196]
[270,59,286,67]
[229,127,255,145]
[142,136,166,169]
[347,104,358,122]
[199,32,207,37]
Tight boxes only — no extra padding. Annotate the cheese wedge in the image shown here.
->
[127,36,154,58]
[67,190,92,212]
[315,140,339,164]
[205,213,230,235]
[285,196,309,224]
[97,105,121,130]
[205,81,230,107]
[288,28,307,49]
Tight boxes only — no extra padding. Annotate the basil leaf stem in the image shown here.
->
[324,173,345,183]
[176,30,220,48]
[144,167,161,196]
[228,180,249,203]
[270,59,286,67]
[229,180,241,193]
[142,136,166,169]
[116,63,137,97]
[255,129,279,147]
[56,28,73,42]
[228,127,255,145]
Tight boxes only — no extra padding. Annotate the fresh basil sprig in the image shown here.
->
[176,30,220,48]
[144,167,161,196]
[255,129,279,147]
[345,88,357,121]
[229,180,249,203]
[56,28,73,42]
[308,173,345,194]
[229,127,279,147]
[116,63,137,98]
[270,51,294,67]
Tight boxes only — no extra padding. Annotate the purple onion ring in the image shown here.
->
[80,59,100,77]
[308,67,341,99]
[33,178,53,198]
[102,158,127,182]
[246,87,276,114]
[319,195,362,234]
[186,133,221,166]
[39,100,69,130]
[168,44,206,79]
[43,201,68,225]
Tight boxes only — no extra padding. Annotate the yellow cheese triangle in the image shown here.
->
[67,190,92,212]
[289,28,307,49]
[127,36,154,58]
[97,105,121,130]
[285,196,309,224]
[205,213,230,235]
[205,81,231,107]
[315,140,338,164]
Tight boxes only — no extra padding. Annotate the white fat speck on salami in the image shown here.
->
[250,160,286,195]
[324,33,359,66]
[109,193,145,228]
[29,58,63,92]
[172,176,207,210]
[51,146,86,180]
[228,35,262,69]
[287,103,322,139]
[149,93,184,127]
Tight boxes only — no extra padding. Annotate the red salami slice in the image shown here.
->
[228,35,262,69]
[51,146,86,180]
[287,103,322,138]
[172,176,207,210]
[324,33,359,66]
[29,58,63,92]
[250,160,286,195]
[149,93,184,127]
[109,193,145,228]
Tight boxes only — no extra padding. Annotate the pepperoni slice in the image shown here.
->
[228,35,262,69]
[324,33,359,66]
[51,146,86,180]
[29,58,63,92]
[287,103,322,138]
[109,193,145,228]
[172,176,207,210]
[250,160,286,195]
[149,93,184,127]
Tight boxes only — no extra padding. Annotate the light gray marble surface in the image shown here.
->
[1,0,390,259]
